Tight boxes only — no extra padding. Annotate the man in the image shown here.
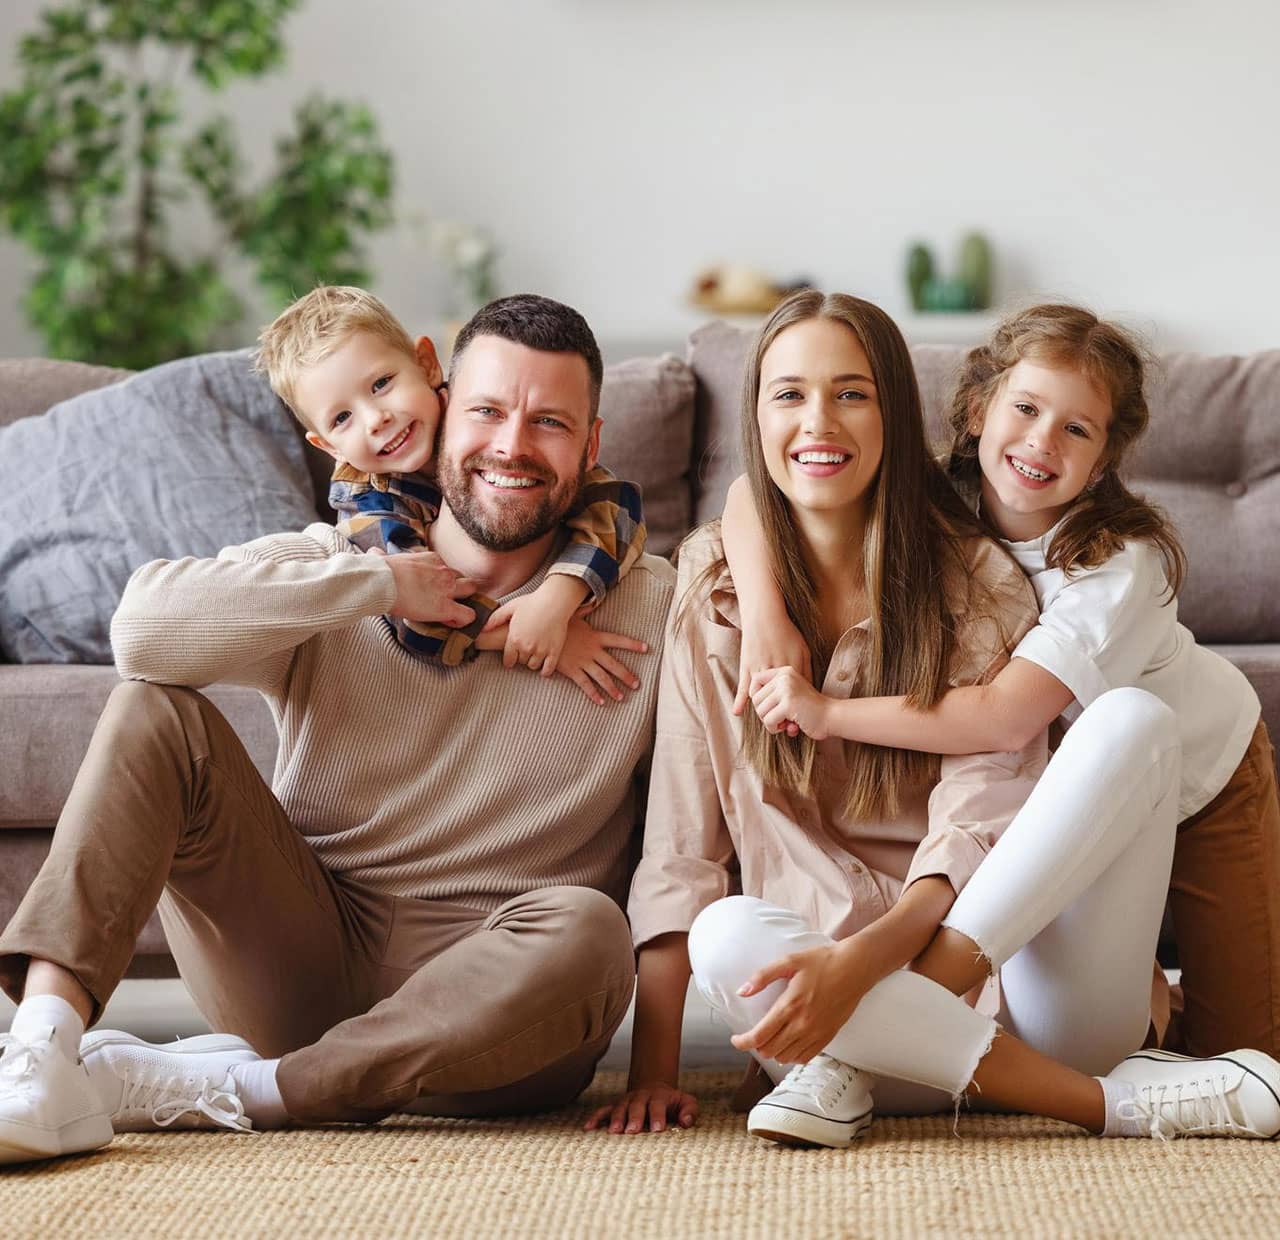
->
[0,295,674,1163]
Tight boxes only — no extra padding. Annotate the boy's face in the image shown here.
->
[296,331,444,475]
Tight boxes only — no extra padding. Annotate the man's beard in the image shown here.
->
[436,447,588,552]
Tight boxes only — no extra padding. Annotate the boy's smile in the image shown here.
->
[296,330,444,476]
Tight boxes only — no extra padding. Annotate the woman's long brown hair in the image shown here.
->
[685,290,986,820]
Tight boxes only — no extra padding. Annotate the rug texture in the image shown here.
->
[2,1070,1276,1238]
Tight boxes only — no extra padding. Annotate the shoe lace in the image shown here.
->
[119,1068,253,1133]
[780,1055,858,1117]
[0,1031,49,1091]
[1118,1072,1244,1139]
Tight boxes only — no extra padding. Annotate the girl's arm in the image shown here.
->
[584,933,699,1134]
[731,876,956,1065]
[721,476,812,714]
[751,657,1075,755]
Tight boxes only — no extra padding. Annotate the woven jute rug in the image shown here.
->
[2,1070,1277,1239]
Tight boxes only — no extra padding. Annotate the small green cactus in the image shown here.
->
[906,243,935,312]
[958,232,993,310]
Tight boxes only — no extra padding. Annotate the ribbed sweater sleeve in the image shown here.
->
[111,524,396,693]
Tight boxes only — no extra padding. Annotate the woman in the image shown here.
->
[587,291,1280,1145]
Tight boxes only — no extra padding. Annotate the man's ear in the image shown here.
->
[415,335,444,389]
[585,417,602,471]
[305,430,341,462]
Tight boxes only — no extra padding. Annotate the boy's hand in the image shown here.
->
[378,548,476,628]
[732,612,811,738]
[556,616,647,705]
[484,574,587,676]
[749,666,832,739]
[584,1082,699,1134]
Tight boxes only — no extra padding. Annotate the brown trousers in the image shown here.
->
[0,683,636,1124]
[1168,720,1280,1056]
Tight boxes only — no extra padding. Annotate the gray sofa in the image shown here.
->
[1,328,1277,975]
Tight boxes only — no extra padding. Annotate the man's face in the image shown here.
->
[436,335,601,551]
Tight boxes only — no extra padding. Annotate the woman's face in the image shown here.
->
[756,317,884,519]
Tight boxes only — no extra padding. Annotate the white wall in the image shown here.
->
[2,0,1278,360]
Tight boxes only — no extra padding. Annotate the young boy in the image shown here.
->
[255,286,646,686]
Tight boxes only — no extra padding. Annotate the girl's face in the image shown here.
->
[974,359,1111,542]
[756,317,884,522]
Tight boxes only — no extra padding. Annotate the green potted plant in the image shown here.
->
[0,0,395,368]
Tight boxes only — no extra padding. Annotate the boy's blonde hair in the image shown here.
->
[255,285,416,423]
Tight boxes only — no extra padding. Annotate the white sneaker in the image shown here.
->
[0,1031,113,1164]
[747,1054,874,1148]
[1107,1048,1280,1139]
[80,1031,259,1133]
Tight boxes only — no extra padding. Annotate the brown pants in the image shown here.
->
[0,683,636,1124]
[1169,720,1280,1056]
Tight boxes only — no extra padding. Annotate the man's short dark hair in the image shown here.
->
[448,293,604,419]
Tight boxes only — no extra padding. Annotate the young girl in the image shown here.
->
[729,304,1280,1058]
[588,291,1280,1147]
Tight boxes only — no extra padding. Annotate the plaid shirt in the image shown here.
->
[330,462,646,667]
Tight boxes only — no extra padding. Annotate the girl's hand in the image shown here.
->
[730,943,872,1066]
[556,616,648,705]
[584,1082,699,1134]
[749,667,833,739]
[484,574,587,677]
[732,613,811,735]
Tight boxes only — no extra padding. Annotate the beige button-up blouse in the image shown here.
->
[629,523,1047,949]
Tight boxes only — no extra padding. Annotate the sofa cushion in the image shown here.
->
[0,350,318,663]
[596,354,696,557]
[0,665,278,828]
[0,358,132,429]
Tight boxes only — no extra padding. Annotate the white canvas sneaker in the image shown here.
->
[0,1031,113,1164]
[1107,1048,1280,1139]
[81,1031,259,1134]
[747,1054,875,1148]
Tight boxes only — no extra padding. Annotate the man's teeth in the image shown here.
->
[480,471,538,489]
[1010,458,1051,481]
[795,451,849,465]
[379,427,411,454]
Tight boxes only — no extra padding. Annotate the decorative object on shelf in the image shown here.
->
[0,0,395,369]
[904,232,994,313]
[690,264,812,316]
[430,220,500,320]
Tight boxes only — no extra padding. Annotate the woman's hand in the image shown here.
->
[584,1082,699,1134]
[749,666,833,739]
[733,614,811,737]
[729,942,873,1065]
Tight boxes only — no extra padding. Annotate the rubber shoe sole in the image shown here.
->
[747,1099,873,1148]
[0,1109,113,1165]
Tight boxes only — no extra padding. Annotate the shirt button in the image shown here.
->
[835,669,850,683]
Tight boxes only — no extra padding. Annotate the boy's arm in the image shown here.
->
[721,475,812,715]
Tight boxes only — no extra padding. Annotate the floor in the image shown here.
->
[1,978,742,1073]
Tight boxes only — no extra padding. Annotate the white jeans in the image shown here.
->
[688,688,1181,1112]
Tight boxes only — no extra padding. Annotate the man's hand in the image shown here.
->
[729,941,873,1066]
[732,613,810,738]
[584,1082,699,1134]
[378,549,477,628]
[555,616,647,705]
[483,574,587,676]
[749,666,833,739]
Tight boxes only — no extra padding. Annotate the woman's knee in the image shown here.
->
[1078,688,1177,752]
[687,896,790,995]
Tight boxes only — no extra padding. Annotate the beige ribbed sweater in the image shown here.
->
[110,524,675,909]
